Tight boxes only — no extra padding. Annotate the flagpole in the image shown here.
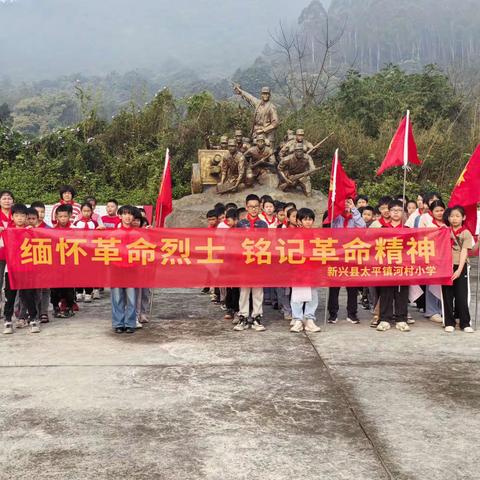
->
[149,148,170,319]
[401,110,410,225]
[475,242,480,330]
[324,149,340,328]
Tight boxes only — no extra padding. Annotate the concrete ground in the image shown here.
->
[0,286,479,480]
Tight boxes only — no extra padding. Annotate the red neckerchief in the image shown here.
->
[118,224,132,230]
[262,214,277,226]
[450,225,467,247]
[246,214,258,228]
[0,209,13,227]
[341,212,352,227]
[75,217,97,229]
[60,199,76,206]
[432,218,446,228]
[37,221,48,228]
[379,217,391,227]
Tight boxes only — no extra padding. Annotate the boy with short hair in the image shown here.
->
[235,194,268,331]
[101,199,121,229]
[30,201,50,228]
[361,206,375,227]
[237,208,247,221]
[206,209,219,228]
[370,196,392,228]
[376,200,410,333]
[3,204,40,334]
[26,207,39,227]
[50,205,76,318]
[111,205,137,334]
[355,195,369,209]
[290,208,321,333]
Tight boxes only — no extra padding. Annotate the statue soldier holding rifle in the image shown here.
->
[278,143,320,197]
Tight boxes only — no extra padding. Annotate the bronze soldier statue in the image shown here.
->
[234,129,250,154]
[243,134,277,187]
[280,129,314,158]
[233,84,279,146]
[218,139,246,192]
[278,143,319,197]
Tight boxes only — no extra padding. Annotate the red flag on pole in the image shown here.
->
[324,149,357,225]
[377,110,421,176]
[448,144,480,235]
[154,149,173,227]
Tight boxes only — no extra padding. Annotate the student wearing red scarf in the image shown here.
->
[235,194,268,332]
[328,198,366,325]
[50,185,81,226]
[422,200,448,324]
[442,206,475,333]
[376,200,411,333]
[0,190,14,317]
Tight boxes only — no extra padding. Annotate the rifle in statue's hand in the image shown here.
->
[307,132,334,156]
[279,167,323,190]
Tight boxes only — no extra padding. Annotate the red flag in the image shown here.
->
[377,111,421,176]
[448,145,480,235]
[154,149,173,227]
[324,149,357,224]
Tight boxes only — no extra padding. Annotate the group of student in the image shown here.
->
[204,192,476,334]
[0,186,151,335]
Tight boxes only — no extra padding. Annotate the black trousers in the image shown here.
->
[328,287,358,317]
[3,273,37,322]
[51,288,75,310]
[379,286,408,323]
[442,265,471,329]
[225,288,240,312]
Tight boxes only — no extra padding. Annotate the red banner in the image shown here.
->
[5,228,452,289]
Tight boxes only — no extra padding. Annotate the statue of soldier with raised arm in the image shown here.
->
[233,84,279,146]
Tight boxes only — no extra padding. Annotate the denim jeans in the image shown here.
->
[424,285,442,317]
[291,288,319,321]
[111,288,136,329]
[135,288,150,316]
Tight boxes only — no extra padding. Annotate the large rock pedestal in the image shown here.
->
[166,186,327,227]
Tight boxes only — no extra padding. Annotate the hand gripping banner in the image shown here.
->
[5,228,452,289]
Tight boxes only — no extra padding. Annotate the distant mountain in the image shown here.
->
[0,0,303,80]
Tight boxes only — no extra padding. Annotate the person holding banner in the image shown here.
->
[290,208,321,333]
[234,194,268,332]
[377,200,411,332]
[3,204,40,334]
[111,205,137,334]
[442,206,475,333]
[327,198,365,324]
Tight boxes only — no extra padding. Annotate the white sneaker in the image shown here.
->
[290,318,296,327]
[463,327,475,333]
[407,317,415,325]
[304,319,321,333]
[430,314,443,324]
[396,321,411,332]
[135,320,143,329]
[30,322,40,333]
[290,320,304,333]
[3,322,13,334]
[445,326,455,333]
[84,294,92,303]
[76,293,84,302]
[93,289,101,299]
[376,321,391,332]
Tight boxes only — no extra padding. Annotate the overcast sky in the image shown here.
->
[0,0,319,80]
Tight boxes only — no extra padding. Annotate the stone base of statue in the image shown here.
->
[166,185,327,228]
